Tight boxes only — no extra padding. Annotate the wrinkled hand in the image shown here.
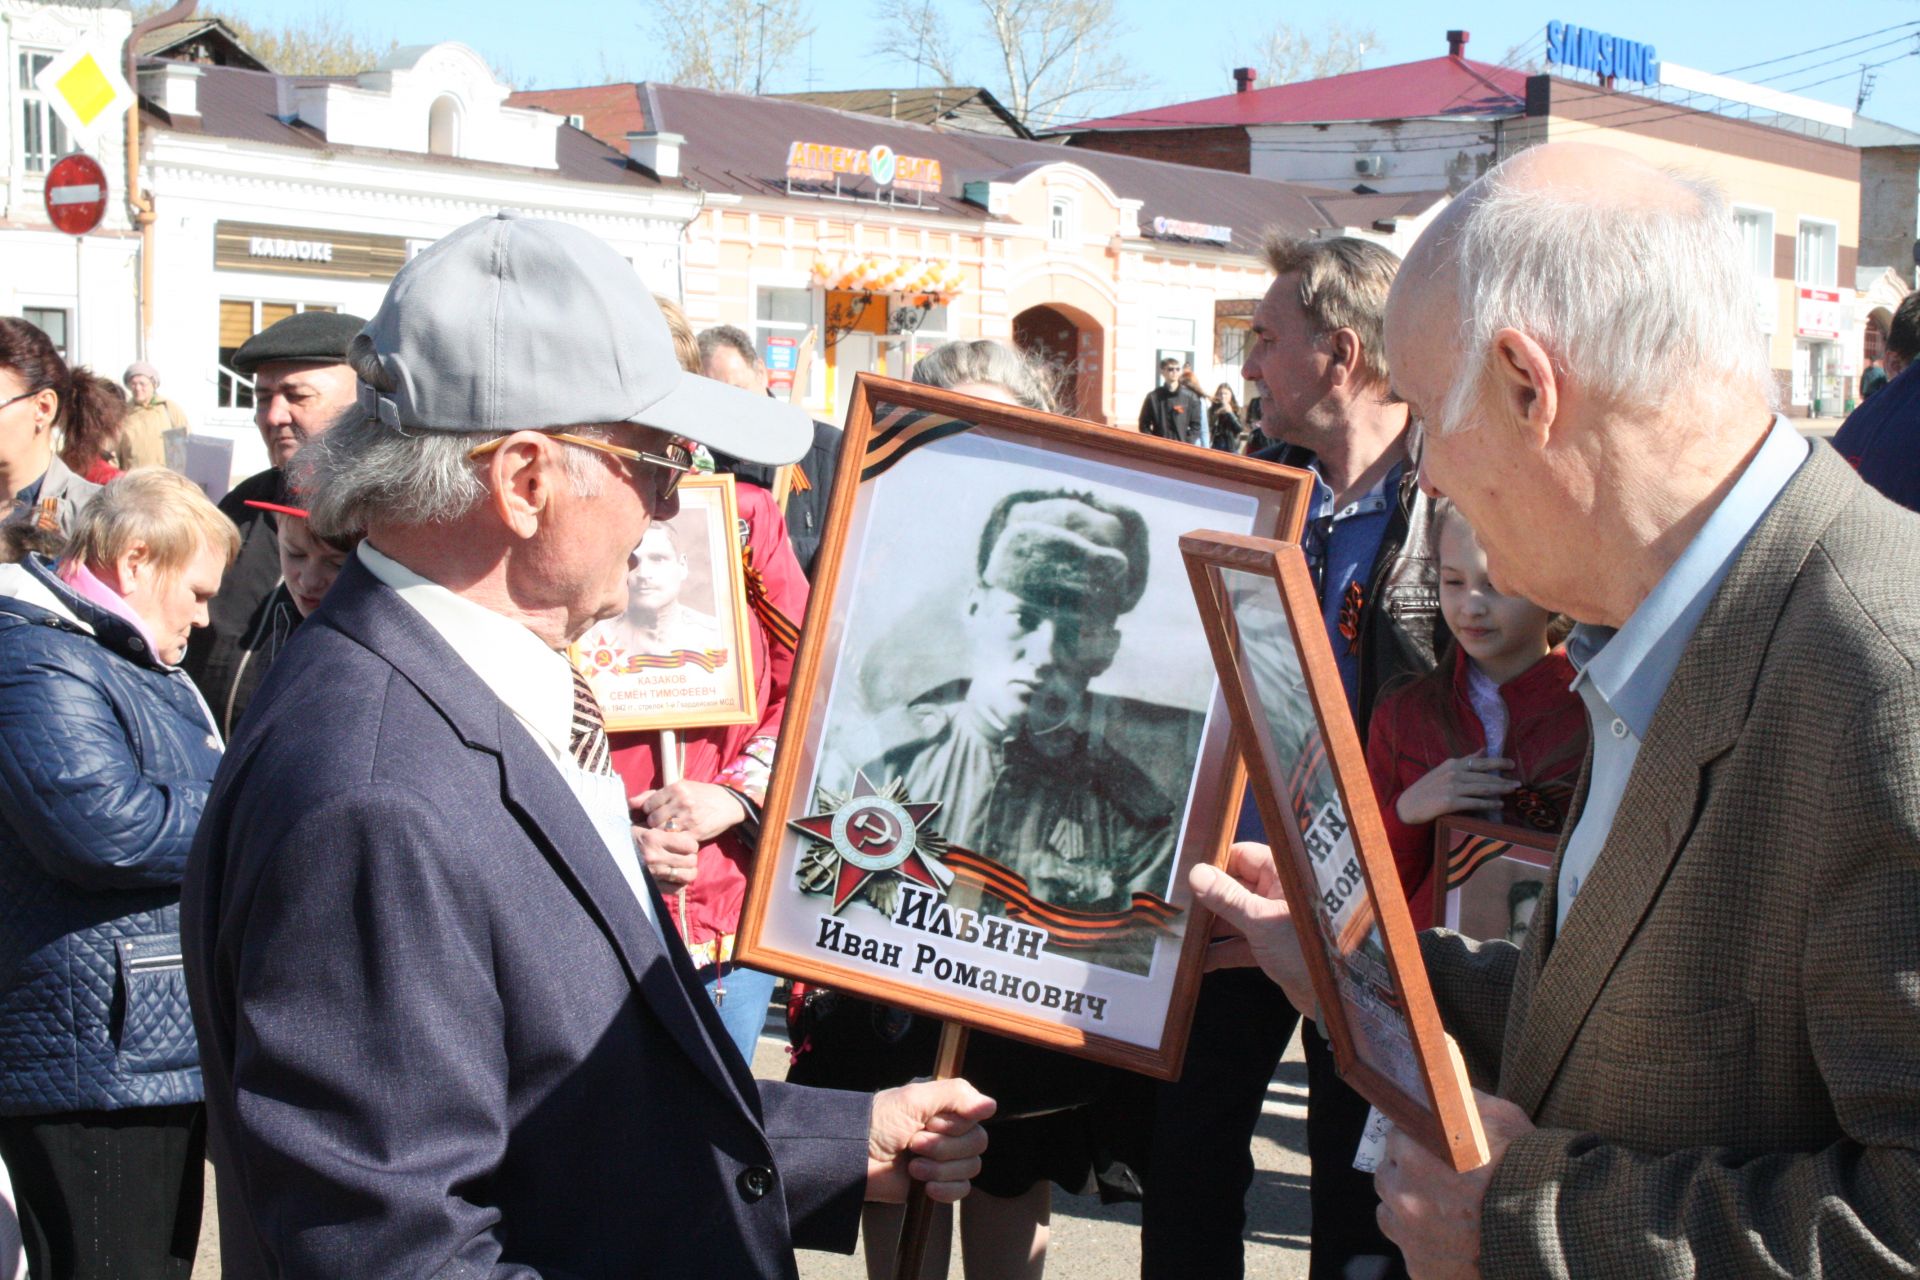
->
[1396,756,1517,826]
[633,780,748,843]
[866,1077,996,1204]
[1374,1089,1534,1279]
[1189,842,1318,1020]
[634,824,700,889]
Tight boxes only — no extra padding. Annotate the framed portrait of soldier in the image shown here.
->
[736,375,1312,1078]
[570,473,758,732]
[1180,530,1489,1170]
[1433,817,1557,946]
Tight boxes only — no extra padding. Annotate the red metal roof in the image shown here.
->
[511,83,650,145]
[1048,56,1527,133]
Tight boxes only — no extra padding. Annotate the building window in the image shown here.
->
[1794,219,1838,289]
[428,95,462,157]
[18,50,70,175]
[1733,207,1777,333]
[1049,195,1074,243]
[218,299,337,409]
[754,285,816,395]
[22,307,68,360]
[566,114,585,129]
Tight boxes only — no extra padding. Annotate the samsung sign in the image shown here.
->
[1545,21,1660,87]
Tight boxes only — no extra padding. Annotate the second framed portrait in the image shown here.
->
[572,473,758,732]
[1181,530,1488,1170]
[1433,817,1557,946]
[736,375,1312,1079]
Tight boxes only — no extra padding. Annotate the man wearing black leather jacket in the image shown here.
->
[1142,236,1439,1280]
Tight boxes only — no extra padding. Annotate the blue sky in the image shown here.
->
[217,0,1920,133]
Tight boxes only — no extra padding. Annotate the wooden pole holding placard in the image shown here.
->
[893,1021,969,1280]
[659,730,691,940]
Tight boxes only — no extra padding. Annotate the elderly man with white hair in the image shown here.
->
[1196,141,1920,1276]
[182,213,993,1279]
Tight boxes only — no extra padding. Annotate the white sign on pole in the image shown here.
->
[32,42,136,146]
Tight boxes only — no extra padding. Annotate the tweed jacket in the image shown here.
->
[1421,442,1920,1276]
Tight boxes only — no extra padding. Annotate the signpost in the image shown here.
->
[44,153,108,236]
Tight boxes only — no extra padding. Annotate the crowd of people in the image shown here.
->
[0,138,1917,1280]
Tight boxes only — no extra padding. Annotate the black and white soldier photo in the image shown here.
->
[833,487,1177,916]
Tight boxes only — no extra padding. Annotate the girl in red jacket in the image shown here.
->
[1365,502,1588,930]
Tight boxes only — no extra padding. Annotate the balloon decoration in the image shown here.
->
[809,253,966,305]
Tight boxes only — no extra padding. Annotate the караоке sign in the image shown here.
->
[214,220,411,281]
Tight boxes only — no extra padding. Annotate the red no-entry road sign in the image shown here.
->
[44,153,107,236]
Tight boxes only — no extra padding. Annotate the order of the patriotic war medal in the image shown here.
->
[791,772,950,914]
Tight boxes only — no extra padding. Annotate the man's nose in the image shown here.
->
[256,395,290,428]
[1416,453,1442,500]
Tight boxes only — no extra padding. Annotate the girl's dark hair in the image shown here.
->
[1213,383,1241,417]
[0,318,126,472]
[58,369,128,473]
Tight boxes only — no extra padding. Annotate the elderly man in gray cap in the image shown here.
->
[185,310,367,732]
[181,212,992,1280]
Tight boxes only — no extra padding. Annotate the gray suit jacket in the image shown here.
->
[3,455,99,538]
[1423,443,1920,1277]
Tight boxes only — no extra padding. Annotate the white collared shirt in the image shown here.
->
[1556,417,1809,929]
[356,542,659,929]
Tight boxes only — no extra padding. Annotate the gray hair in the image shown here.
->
[1435,160,1773,435]
[912,339,1059,414]
[299,345,608,540]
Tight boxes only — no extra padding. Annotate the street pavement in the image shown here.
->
[781,1021,1317,1280]
[192,1011,1315,1279]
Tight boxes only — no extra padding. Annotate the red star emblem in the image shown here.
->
[790,772,944,913]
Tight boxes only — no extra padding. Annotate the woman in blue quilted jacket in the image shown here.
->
[0,468,237,1280]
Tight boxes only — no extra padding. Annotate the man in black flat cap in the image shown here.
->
[184,310,366,733]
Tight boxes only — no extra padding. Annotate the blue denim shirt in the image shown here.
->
[1557,418,1809,928]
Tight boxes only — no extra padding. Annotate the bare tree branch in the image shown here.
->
[1230,20,1377,89]
[869,0,963,87]
[867,0,1144,128]
[645,0,816,94]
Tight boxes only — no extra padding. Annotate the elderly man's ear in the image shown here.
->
[1489,327,1558,448]
[487,432,561,540]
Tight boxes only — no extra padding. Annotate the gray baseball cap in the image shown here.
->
[351,211,809,466]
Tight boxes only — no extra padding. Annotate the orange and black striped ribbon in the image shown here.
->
[617,648,729,674]
[859,402,976,481]
[939,847,1183,951]
[1440,831,1517,890]
[741,543,801,654]
[788,463,813,493]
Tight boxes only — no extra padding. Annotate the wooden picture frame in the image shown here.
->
[735,374,1312,1079]
[1434,817,1557,947]
[1180,531,1489,1169]
[571,472,758,732]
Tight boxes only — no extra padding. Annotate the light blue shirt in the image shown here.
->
[1556,418,1809,929]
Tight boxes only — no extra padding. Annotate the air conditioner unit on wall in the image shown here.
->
[1354,154,1386,178]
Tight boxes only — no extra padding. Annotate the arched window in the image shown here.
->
[428,95,462,157]
[1049,194,1075,243]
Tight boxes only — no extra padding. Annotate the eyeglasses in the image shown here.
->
[0,389,41,414]
[468,431,693,500]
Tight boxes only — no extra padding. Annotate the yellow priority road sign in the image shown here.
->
[32,42,136,143]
